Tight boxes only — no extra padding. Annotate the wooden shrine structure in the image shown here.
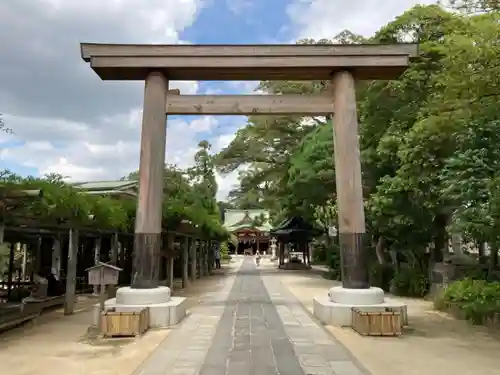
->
[223,209,272,254]
[81,42,418,290]
[0,179,218,333]
[272,217,318,268]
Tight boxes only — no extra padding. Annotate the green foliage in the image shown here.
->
[441,278,500,324]
[0,141,227,238]
[0,171,128,228]
[448,0,500,13]
[369,263,395,292]
[311,243,327,264]
[326,243,342,280]
[124,145,227,239]
[391,266,430,297]
[287,123,336,218]
[185,142,227,238]
[220,242,231,262]
[90,197,129,230]
[215,6,500,290]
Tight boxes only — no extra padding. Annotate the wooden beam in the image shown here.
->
[165,94,334,115]
[182,236,189,288]
[189,238,197,283]
[90,55,409,69]
[81,43,419,60]
[81,43,418,81]
[89,55,410,81]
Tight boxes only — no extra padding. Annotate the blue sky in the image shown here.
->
[180,0,294,155]
[0,0,433,199]
[183,0,292,44]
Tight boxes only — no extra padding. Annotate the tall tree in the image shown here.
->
[448,0,500,13]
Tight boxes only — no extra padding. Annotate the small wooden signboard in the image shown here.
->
[86,262,122,286]
[85,262,123,333]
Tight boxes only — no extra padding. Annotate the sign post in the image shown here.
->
[86,262,123,331]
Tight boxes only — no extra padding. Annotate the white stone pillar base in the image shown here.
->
[92,286,187,329]
[313,286,408,327]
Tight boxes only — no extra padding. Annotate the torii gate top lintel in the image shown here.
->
[80,43,418,81]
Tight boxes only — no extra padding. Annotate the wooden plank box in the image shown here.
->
[351,308,402,336]
[100,307,149,337]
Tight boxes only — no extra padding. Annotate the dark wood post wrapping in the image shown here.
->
[52,235,62,278]
[199,240,205,277]
[111,232,119,265]
[190,238,197,282]
[207,240,213,275]
[132,71,168,289]
[6,242,14,299]
[34,236,42,276]
[204,240,210,276]
[279,241,284,266]
[167,234,174,289]
[93,236,101,295]
[331,71,369,289]
[182,236,189,288]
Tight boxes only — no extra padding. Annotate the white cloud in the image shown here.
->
[43,158,107,181]
[0,114,220,181]
[211,129,244,201]
[0,1,214,186]
[287,0,438,40]
[216,170,239,201]
[212,133,236,153]
[188,116,218,133]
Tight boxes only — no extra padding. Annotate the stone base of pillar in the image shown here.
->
[91,286,187,328]
[313,286,408,327]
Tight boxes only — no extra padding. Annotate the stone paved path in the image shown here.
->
[133,257,369,375]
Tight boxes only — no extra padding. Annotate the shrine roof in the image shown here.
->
[271,216,318,236]
[224,209,272,232]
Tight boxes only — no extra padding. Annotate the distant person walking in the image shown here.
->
[214,245,221,269]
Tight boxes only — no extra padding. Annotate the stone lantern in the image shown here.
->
[270,237,278,261]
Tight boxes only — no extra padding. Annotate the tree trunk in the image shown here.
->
[488,242,498,278]
[478,241,486,264]
[375,236,386,265]
[432,214,450,263]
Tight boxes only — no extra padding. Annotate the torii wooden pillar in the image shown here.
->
[80,43,418,290]
[330,71,367,288]
[131,71,168,288]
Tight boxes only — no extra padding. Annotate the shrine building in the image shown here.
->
[223,209,272,254]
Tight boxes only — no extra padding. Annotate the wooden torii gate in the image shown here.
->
[80,43,418,290]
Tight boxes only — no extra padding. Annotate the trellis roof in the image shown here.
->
[72,180,138,198]
[72,180,138,191]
